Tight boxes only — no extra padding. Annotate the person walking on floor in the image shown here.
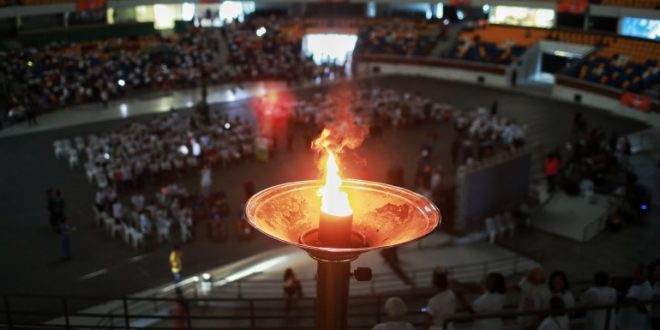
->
[283,268,303,311]
[170,245,183,285]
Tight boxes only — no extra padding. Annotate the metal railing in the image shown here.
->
[0,254,537,329]
[0,293,432,330]
[180,254,536,299]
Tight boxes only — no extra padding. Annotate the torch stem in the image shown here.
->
[315,258,351,330]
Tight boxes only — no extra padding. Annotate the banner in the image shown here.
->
[556,0,589,14]
[621,92,651,112]
[76,0,106,11]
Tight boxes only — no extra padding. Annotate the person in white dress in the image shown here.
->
[517,267,551,329]
[537,296,570,330]
[580,272,617,330]
[372,297,415,330]
[424,267,456,330]
[619,264,654,330]
[470,272,507,330]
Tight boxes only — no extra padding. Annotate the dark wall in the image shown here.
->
[460,154,531,232]
[20,13,63,31]
[588,16,619,33]
[556,13,584,29]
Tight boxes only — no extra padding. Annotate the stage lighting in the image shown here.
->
[117,79,126,87]
[256,26,267,37]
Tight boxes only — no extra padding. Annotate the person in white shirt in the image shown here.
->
[537,296,570,330]
[471,272,507,330]
[139,211,153,250]
[548,271,575,309]
[619,264,654,330]
[131,194,145,211]
[372,297,415,330]
[581,272,617,330]
[424,267,456,330]
[112,200,124,222]
[517,267,551,329]
[651,264,660,330]
[200,165,212,198]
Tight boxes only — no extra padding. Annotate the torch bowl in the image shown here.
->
[245,179,441,255]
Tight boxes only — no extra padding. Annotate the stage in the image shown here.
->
[532,192,611,242]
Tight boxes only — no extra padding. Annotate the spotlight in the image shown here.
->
[224,122,231,130]
[117,79,126,87]
[178,145,189,155]
[103,153,110,160]
[641,204,648,211]
[256,26,267,37]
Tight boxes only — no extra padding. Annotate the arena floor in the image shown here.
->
[0,75,654,308]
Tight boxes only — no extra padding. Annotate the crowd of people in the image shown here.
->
[0,28,223,127]
[357,18,445,56]
[451,37,526,65]
[568,54,659,93]
[223,16,342,84]
[449,102,527,167]
[93,183,194,250]
[373,264,660,330]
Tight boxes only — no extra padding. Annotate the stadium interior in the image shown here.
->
[0,0,659,329]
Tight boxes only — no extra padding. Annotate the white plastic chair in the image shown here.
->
[131,230,145,250]
[68,150,79,168]
[157,221,171,243]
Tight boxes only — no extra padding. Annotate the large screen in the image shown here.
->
[302,33,358,65]
[620,17,660,41]
[489,6,555,28]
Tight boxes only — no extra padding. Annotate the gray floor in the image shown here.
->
[0,75,653,311]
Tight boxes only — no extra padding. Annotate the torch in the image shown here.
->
[246,145,440,329]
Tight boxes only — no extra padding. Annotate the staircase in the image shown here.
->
[429,23,465,58]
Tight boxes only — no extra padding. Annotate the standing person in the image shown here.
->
[537,297,570,330]
[169,245,183,285]
[545,152,560,193]
[26,104,38,126]
[517,267,551,329]
[200,165,212,199]
[471,272,507,330]
[373,297,415,330]
[58,217,74,261]
[51,190,66,227]
[283,268,303,311]
[511,69,518,87]
[491,100,499,117]
[100,88,109,109]
[619,264,654,330]
[424,267,456,330]
[580,272,617,330]
[549,271,575,309]
[47,188,57,231]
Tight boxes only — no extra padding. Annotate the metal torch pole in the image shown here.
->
[315,258,352,330]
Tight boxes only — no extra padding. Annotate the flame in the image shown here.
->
[319,150,353,217]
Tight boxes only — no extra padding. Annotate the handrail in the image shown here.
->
[442,297,660,330]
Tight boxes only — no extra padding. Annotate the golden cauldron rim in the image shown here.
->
[245,179,441,254]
